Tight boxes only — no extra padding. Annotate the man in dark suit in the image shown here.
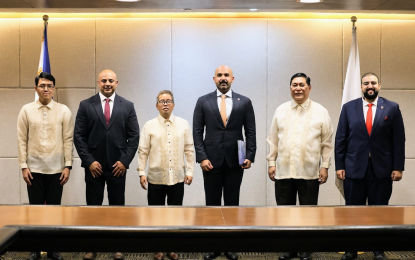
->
[74,69,140,260]
[193,65,256,260]
[335,72,405,260]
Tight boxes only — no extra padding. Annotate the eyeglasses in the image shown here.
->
[158,100,174,105]
[37,85,55,89]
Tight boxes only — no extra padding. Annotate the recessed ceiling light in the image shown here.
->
[117,0,140,2]
[249,8,258,11]
[297,0,323,3]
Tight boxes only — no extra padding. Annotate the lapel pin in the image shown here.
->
[385,116,388,120]
[237,98,240,101]
[381,106,384,109]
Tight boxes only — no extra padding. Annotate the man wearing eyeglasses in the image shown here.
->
[74,69,140,260]
[17,72,73,260]
[335,72,405,260]
[137,90,194,260]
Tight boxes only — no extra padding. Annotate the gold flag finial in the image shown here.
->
[351,16,357,29]
[43,15,49,25]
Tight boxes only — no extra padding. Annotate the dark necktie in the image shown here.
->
[366,103,373,135]
[105,98,110,126]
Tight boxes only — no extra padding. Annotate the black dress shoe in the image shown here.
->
[300,252,312,260]
[47,252,63,260]
[225,252,238,260]
[341,252,357,260]
[374,252,387,260]
[27,252,41,260]
[203,252,221,260]
[279,252,298,260]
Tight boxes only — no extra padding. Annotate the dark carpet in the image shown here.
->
[2,252,415,259]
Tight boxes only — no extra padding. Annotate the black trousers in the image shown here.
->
[203,160,244,206]
[85,167,126,206]
[344,158,393,206]
[27,172,63,205]
[147,182,184,206]
[274,178,320,205]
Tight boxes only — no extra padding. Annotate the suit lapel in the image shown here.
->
[93,94,107,128]
[208,90,225,127]
[108,94,121,129]
[354,98,367,136]
[370,97,385,137]
[227,91,240,126]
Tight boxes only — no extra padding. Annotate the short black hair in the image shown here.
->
[35,72,55,86]
[290,73,310,86]
[361,72,380,84]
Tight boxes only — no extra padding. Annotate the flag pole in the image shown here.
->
[336,15,361,199]
[351,16,357,29]
[43,15,49,25]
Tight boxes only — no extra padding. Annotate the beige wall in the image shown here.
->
[0,17,413,206]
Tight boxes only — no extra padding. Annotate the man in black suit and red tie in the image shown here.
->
[74,69,140,260]
[193,65,257,260]
[335,72,405,260]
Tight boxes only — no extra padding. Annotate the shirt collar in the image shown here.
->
[362,96,378,107]
[217,89,232,98]
[291,98,311,109]
[99,92,116,102]
[157,113,175,124]
[36,99,54,109]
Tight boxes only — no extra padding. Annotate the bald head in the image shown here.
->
[98,69,117,80]
[213,65,234,94]
[98,69,118,97]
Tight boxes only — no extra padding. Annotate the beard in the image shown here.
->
[216,81,231,92]
[363,89,379,100]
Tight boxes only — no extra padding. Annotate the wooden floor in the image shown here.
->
[1,205,415,227]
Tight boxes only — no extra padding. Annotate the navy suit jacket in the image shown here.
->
[335,97,405,179]
[193,90,256,169]
[74,93,140,169]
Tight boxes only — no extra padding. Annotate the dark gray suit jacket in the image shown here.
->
[74,93,140,169]
[193,90,256,168]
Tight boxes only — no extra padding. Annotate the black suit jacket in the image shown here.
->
[193,90,256,168]
[335,97,405,179]
[74,93,140,169]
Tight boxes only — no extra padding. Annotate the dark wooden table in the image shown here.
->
[1,205,415,252]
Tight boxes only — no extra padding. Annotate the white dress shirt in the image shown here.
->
[266,99,333,180]
[99,92,115,117]
[362,96,378,125]
[216,89,233,122]
[17,100,74,174]
[138,114,195,185]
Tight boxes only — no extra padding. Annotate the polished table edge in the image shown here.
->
[5,224,415,231]
[2,224,415,252]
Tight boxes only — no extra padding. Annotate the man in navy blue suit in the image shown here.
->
[193,65,256,260]
[335,72,405,260]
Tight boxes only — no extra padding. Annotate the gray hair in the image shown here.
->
[156,90,174,105]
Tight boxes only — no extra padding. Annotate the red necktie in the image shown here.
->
[105,98,110,126]
[366,103,373,135]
